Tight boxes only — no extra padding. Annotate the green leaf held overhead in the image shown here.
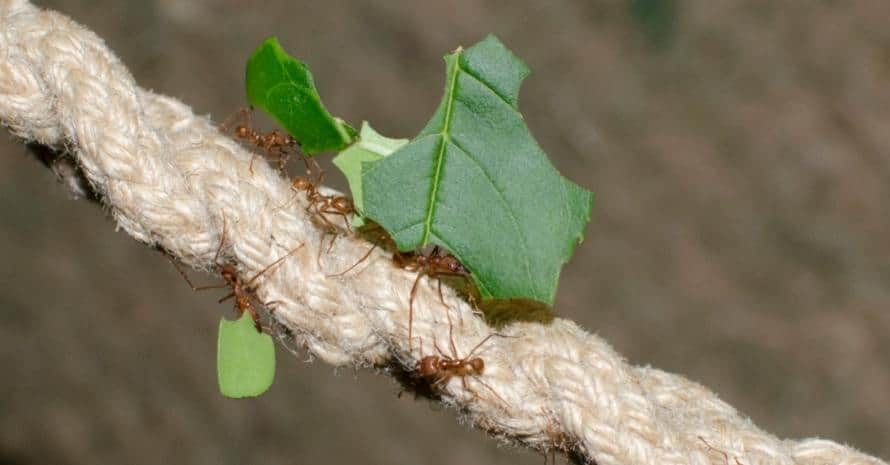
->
[217,313,276,398]
[333,122,408,226]
[246,37,356,155]
[362,35,594,305]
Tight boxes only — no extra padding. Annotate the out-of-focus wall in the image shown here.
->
[0,1,887,464]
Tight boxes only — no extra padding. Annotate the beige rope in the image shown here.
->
[0,2,885,464]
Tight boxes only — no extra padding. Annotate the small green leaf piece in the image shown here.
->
[246,37,356,155]
[333,122,409,226]
[217,313,276,398]
[362,35,594,305]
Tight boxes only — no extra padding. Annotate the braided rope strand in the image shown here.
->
[0,2,885,464]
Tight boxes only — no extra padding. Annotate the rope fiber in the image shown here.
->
[0,2,885,464]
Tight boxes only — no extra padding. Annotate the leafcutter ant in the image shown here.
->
[414,315,506,405]
[219,107,318,174]
[174,221,304,331]
[394,245,470,348]
[289,173,355,268]
[291,174,354,232]
[331,237,472,347]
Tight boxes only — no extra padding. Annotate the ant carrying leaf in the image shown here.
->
[174,229,304,332]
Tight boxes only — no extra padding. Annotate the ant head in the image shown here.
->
[468,357,484,374]
[234,124,250,138]
[219,265,238,283]
[416,356,439,377]
[442,255,467,273]
[291,177,312,191]
[331,197,353,211]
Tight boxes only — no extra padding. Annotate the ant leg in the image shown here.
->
[316,230,337,268]
[473,378,509,408]
[326,230,338,254]
[436,278,450,309]
[170,260,228,291]
[217,292,235,303]
[320,204,353,233]
[416,335,425,358]
[274,190,302,213]
[338,210,353,232]
[315,202,340,231]
[312,165,326,185]
[407,271,425,351]
[211,216,228,265]
[248,152,260,174]
[297,153,322,178]
[277,150,290,173]
[269,144,291,173]
[431,374,452,390]
[217,107,250,132]
[465,333,497,359]
[326,241,377,278]
[263,300,283,315]
[432,335,447,358]
[306,199,337,231]
[244,241,306,287]
[446,310,459,359]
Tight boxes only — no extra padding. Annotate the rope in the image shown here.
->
[0,2,885,464]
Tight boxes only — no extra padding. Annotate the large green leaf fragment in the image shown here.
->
[362,35,594,304]
[217,313,276,398]
[246,37,356,155]
[333,122,408,226]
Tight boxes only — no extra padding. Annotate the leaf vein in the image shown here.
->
[456,62,516,110]
[448,138,535,289]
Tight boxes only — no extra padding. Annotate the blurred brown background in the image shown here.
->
[1,1,888,464]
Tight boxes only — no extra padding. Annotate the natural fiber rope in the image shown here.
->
[0,2,885,464]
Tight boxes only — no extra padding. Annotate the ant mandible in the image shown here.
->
[174,220,304,331]
[394,245,470,349]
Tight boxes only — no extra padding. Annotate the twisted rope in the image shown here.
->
[0,2,885,464]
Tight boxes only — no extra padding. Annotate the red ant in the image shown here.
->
[291,174,354,232]
[328,235,471,349]
[174,221,304,331]
[394,246,470,349]
[289,173,356,268]
[219,107,317,174]
[414,315,506,405]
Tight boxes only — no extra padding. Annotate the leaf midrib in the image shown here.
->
[420,53,537,298]
[420,53,461,245]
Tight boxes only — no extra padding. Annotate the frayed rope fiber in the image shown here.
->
[0,2,885,464]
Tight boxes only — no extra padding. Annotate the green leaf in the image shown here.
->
[333,122,409,226]
[246,37,356,155]
[362,35,594,304]
[217,313,276,398]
